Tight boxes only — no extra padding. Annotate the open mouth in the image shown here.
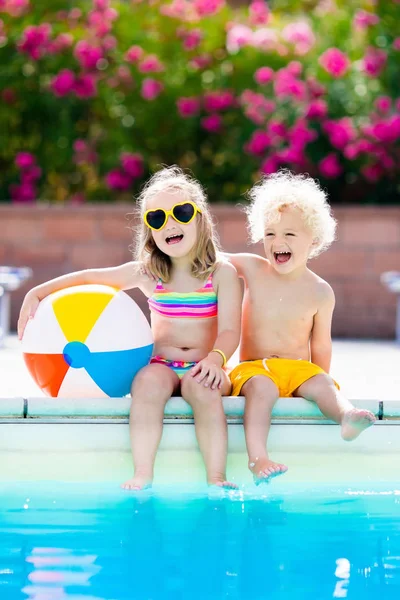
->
[274,251,292,264]
[166,234,184,245]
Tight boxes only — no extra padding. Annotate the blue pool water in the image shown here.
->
[1,482,400,600]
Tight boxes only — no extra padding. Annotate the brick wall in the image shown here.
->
[1,204,399,338]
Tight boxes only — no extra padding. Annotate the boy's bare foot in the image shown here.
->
[121,475,152,491]
[249,456,288,485]
[341,408,376,441]
[208,478,238,490]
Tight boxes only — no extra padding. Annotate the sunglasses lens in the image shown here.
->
[173,203,195,223]
[146,209,166,230]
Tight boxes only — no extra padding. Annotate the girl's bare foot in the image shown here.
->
[249,456,288,485]
[341,408,376,441]
[121,474,153,491]
[208,478,238,490]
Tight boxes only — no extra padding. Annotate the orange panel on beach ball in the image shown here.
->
[24,353,70,397]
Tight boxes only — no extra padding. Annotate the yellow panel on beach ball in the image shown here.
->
[52,288,114,343]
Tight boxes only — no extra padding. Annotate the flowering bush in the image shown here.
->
[0,0,399,204]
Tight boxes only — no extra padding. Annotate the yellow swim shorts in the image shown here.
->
[230,358,339,397]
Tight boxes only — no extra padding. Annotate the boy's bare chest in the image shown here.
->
[245,281,317,323]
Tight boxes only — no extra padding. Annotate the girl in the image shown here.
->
[18,166,242,490]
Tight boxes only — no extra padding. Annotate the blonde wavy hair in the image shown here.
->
[132,166,220,281]
[245,170,337,258]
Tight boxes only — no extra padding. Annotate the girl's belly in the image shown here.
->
[151,315,218,361]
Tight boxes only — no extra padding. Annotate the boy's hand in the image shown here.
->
[191,353,224,390]
[18,292,40,340]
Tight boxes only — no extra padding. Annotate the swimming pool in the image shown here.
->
[1,398,400,600]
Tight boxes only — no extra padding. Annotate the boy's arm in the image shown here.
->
[310,284,335,373]
[18,261,147,340]
[223,252,265,279]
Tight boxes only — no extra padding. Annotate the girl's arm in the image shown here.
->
[18,261,147,340]
[191,262,242,389]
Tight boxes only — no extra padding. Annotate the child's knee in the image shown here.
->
[242,375,279,399]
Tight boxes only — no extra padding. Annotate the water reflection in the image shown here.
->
[0,485,399,600]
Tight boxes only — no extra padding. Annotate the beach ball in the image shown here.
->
[22,284,153,397]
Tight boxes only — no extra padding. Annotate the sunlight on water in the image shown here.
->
[0,482,400,600]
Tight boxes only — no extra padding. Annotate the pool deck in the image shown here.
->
[0,335,399,421]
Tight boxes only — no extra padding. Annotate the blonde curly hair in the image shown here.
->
[245,170,337,258]
[132,165,220,281]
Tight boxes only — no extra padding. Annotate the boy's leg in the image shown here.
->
[294,374,376,441]
[121,364,180,490]
[180,371,237,489]
[242,375,288,483]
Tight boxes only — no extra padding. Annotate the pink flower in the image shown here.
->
[267,120,286,140]
[73,74,97,99]
[362,47,387,77]
[93,0,109,10]
[74,40,103,71]
[282,21,315,55]
[49,33,73,54]
[203,90,235,112]
[249,1,269,26]
[120,153,144,178]
[319,48,350,78]
[201,114,222,133]
[73,139,88,153]
[254,66,274,85]
[353,10,379,30]
[21,166,42,182]
[125,45,144,63]
[51,69,76,97]
[245,130,271,155]
[15,152,36,169]
[274,68,307,101]
[251,27,277,51]
[226,24,252,53]
[189,53,212,70]
[102,35,117,51]
[361,163,383,183]
[393,38,400,51]
[305,100,328,119]
[288,119,317,147]
[105,169,133,191]
[307,76,326,98]
[260,155,280,175]
[323,118,356,149]
[117,65,133,87]
[374,96,391,114]
[3,0,29,17]
[193,0,224,17]
[17,23,52,60]
[177,96,201,118]
[178,28,203,51]
[10,182,36,203]
[319,153,343,178]
[138,55,165,73]
[141,78,164,101]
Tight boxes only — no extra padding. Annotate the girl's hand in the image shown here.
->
[138,264,157,281]
[191,353,224,390]
[17,292,40,340]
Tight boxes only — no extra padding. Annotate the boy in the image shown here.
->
[227,171,376,484]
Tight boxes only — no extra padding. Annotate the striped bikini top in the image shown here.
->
[148,274,218,319]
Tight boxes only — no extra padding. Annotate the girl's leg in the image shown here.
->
[294,374,376,441]
[242,375,288,483]
[121,364,180,490]
[180,371,237,489]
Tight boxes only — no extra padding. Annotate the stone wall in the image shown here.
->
[1,204,399,338]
